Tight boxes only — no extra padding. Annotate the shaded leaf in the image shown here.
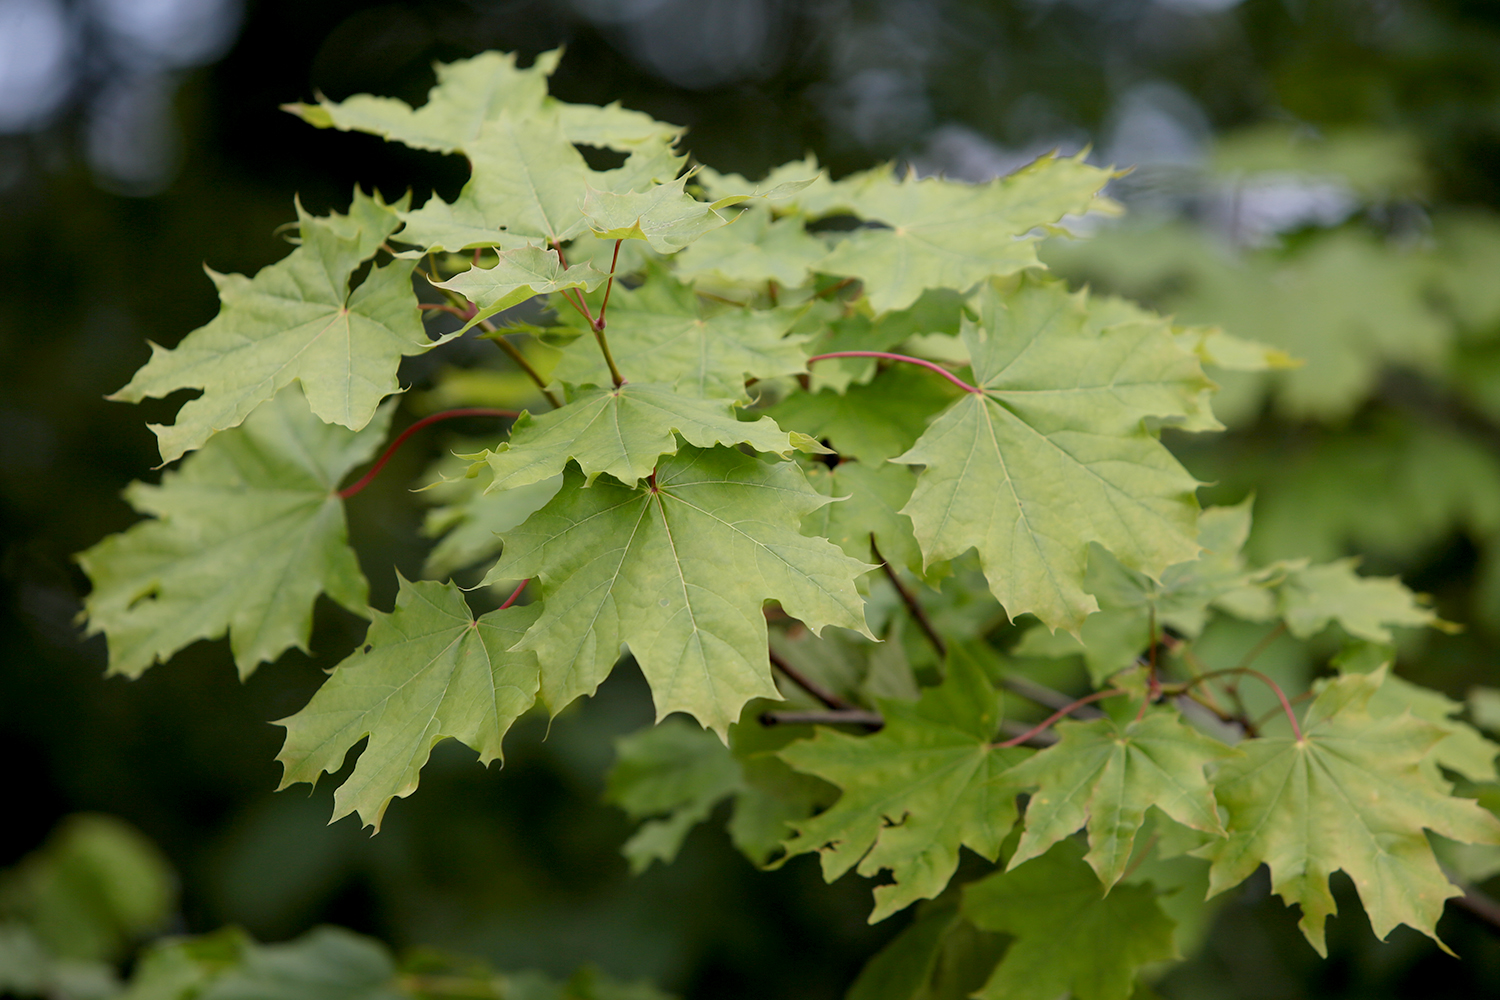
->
[276,577,541,831]
[962,839,1177,1000]
[1195,670,1500,954]
[78,388,386,679]
[1002,710,1238,889]
[778,647,1026,921]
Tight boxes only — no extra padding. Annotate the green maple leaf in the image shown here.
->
[486,446,872,737]
[1014,500,1282,684]
[672,202,830,288]
[398,114,592,253]
[778,647,1028,921]
[802,461,925,578]
[814,152,1117,313]
[112,191,435,464]
[581,176,742,253]
[962,839,1177,1000]
[1278,558,1441,642]
[605,718,746,873]
[548,272,809,399]
[895,276,1207,633]
[77,387,388,680]
[436,246,606,328]
[275,577,541,831]
[419,448,562,578]
[288,49,672,155]
[769,363,962,464]
[1002,710,1238,889]
[1349,668,1500,784]
[478,383,822,491]
[1195,669,1500,954]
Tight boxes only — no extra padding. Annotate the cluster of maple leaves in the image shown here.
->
[78,50,1500,1000]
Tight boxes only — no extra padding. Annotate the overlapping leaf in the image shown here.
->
[420,451,562,579]
[1195,669,1500,954]
[479,383,821,491]
[802,461,924,577]
[582,176,743,253]
[768,362,962,464]
[895,276,1208,633]
[962,839,1177,1000]
[436,246,606,328]
[778,648,1028,921]
[111,191,433,464]
[814,152,1117,313]
[276,577,541,831]
[486,447,871,737]
[548,272,809,399]
[1278,558,1441,642]
[673,202,829,288]
[1002,710,1238,888]
[78,387,387,680]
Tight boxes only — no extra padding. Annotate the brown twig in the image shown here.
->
[872,536,946,659]
[761,709,884,729]
[768,648,849,710]
[476,321,562,409]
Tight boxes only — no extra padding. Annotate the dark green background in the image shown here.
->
[4,1,1500,996]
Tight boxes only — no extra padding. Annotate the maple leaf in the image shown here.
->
[77,387,389,680]
[1278,558,1441,642]
[548,271,809,399]
[814,152,1117,313]
[288,49,673,155]
[111,191,436,464]
[768,362,962,464]
[275,577,541,831]
[802,461,925,578]
[478,383,823,492]
[436,246,607,328]
[895,276,1207,633]
[581,176,743,253]
[398,114,592,253]
[286,50,563,154]
[486,446,872,737]
[419,450,562,579]
[1195,669,1500,954]
[605,718,746,873]
[777,647,1028,921]
[672,202,830,288]
[962,839,1177,1000]
[1002,710,1238,889]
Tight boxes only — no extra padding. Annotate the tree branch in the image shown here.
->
[769,648,849,710]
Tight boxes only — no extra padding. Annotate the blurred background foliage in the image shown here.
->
[5,0,1500,997]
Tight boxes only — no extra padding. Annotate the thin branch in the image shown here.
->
[769,648,849,710]
[1454,883,1500,934]
[761,708,884,729]
[337,408,517,499]
[418,302,472,320]
[872,536,946,659]
[806,351,981,394]
[993,689,1130,749]
[476,322,562,409]
[1170,667,1302,741]
[1000,675,1106,719]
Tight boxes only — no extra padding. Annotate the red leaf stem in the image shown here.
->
[498,578,529,610]
[993,688,1130,748]
[806,351,981,394]
[337,408,518,500]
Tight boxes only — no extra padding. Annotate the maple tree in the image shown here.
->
[75,51,1500,999]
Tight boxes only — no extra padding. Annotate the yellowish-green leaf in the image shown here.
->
[896,276,1206,633]
[111,191,431,464]
[78,387,387,680]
